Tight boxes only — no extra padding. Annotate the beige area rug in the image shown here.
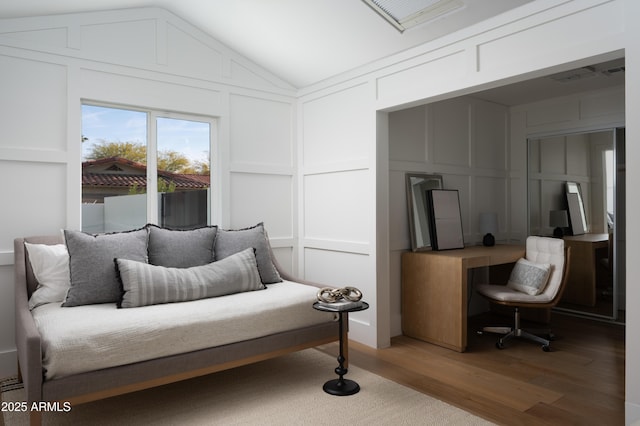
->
[1,349,493,425]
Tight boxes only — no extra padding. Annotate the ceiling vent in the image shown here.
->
[549,61,626,83]
[601,66,625,76]
[549,66,598,83]
[362,0,464,33]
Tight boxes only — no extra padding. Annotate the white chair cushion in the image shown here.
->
[476,283,554,303]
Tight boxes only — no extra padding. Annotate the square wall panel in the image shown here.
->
[475,176,507,232]
[0,55,67,152]
[230,94,293,167]
[475,101,507,170]
[388,105,426,162]
[304,248,371,300]
[430,98,470,167]
[229,172,292,238]
[271,246,294,277]
[302,83,371,167]
[540,136,566,175]
[304,170,370,244]
[0,161,66,251]
[81,19,156,66]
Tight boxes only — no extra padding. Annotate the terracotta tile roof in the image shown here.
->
[181,174,211,185]
[82,157,209,189]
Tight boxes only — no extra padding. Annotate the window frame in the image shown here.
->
[81,101,217,228]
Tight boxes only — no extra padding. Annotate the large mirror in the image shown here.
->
[528,129,625,321]
[405,173,443,251]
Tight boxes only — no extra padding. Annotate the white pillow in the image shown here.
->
[25,243,70,310]
[507,258,551,296]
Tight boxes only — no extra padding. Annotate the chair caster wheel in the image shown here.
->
[542,345,551,352]
[496,341,505,349]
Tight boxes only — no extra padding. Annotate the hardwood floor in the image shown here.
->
[317,312,625,425]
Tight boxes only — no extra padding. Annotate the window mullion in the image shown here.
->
[147,112,158,225]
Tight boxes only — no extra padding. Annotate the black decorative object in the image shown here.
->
[549,210,569,238]
[479,212,498,247]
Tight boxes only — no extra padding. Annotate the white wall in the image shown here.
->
[302,0,638,422]
[624,1,640,422]
[0,8,297,377]
[298,81,380,346]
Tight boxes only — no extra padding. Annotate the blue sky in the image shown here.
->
[81,104,210,165]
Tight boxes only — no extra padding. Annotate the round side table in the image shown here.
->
[313,301,369,396]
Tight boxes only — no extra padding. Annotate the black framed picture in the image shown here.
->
[426,189,464,250]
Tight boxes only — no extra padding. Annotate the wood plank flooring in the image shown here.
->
[316,312,625,426]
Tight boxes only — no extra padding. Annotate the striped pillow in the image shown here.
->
[116,247,265,308]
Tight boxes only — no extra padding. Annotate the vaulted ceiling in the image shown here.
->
[0,1,625,105]
[0,0,533,88]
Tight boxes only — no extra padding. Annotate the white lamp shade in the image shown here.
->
[479,212,498,234]
[549,210,569,228]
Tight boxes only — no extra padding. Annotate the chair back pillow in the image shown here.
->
[507,258,551,295]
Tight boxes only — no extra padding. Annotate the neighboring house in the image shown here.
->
[82,157,210,203]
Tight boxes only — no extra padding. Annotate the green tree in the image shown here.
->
[87,140,147,164]
[182,160,210,175]
[158,150,190,173]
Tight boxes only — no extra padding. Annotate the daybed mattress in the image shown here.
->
[31,280,336,379]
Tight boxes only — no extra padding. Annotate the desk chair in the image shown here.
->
[476,236,570,351]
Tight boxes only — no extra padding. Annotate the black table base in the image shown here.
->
[323,378,360,396]
[313,301,369,396]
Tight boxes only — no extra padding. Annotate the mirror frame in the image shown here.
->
[405,173,443,251]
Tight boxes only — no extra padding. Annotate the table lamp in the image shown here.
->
[479,212,498,246]
[549,210,569,238]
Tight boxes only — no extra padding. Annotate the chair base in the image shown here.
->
[480,308,553,352]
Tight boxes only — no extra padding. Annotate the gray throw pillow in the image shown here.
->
[147,225,217,268]
[63,228,149,306]
[214,222,282,284]
[116,247,265,308]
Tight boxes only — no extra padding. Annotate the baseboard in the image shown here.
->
[627,401,640,426]
[0,349,17,379]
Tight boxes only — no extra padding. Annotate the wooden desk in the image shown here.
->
[401,245,525,352]
[562,233,609,307]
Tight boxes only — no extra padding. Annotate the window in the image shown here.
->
[81,104,213,232]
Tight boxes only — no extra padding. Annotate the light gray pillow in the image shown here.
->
[63,228,149,306]
[116,247,265,308]
[147,225,217,268]
[507,258,552,296]
[214,222,282,284]
[25,243,70,310]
